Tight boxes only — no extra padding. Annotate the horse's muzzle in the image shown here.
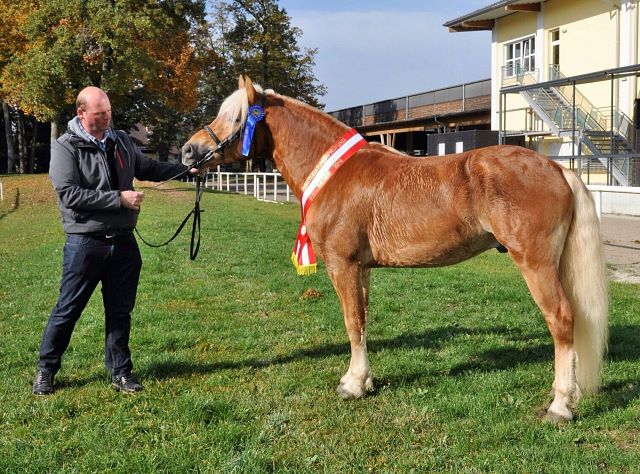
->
[181,142,197,167]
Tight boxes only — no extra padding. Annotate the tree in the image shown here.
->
[1,0,206,158]
[0,0,326,171]
[0,0,35,173]
[216,0,326,108]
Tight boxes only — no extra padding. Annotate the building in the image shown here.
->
[445,0,640,185]
[328,80,492,155]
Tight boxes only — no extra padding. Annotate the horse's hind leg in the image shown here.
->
[362,267,371,321]
[514,260,577,422]
[327,260,372,399]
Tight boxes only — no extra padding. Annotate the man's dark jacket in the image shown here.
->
[50,118,187,234]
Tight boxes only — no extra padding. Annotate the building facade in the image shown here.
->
[445,0,640,185]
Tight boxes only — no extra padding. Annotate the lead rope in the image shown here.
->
[134,175,204,260]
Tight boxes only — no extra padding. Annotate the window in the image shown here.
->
[455,142,464,153]
[438,143,446,156]
[504,36,536,77]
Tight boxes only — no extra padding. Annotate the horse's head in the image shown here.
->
[182,75,269,171]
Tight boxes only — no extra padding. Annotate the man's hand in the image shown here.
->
[189,168,199,176]
[120,190,144,211]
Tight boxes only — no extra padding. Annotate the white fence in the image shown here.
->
[186,171,294,203]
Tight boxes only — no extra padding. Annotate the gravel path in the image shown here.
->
[601,214,640,284]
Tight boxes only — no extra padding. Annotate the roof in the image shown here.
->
[443,1,543,32]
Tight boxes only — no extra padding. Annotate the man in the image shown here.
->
[33,86,197,395]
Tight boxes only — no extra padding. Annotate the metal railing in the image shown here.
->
[549,66,607,131]
[593,106,636,143]
[329,79,491,128]
[501,64,539,87]
[550,154,640,187]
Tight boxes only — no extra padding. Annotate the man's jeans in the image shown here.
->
[37,233,142,377]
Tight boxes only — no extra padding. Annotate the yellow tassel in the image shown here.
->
[291,252,317,276]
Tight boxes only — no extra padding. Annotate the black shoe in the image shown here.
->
[111,374,143,393]
[32,369,55,396]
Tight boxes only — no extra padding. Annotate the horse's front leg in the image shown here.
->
[327,260,372,399]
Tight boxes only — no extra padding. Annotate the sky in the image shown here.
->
[276,0,493,111]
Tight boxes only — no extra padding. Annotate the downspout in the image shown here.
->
[633,1,639,104]
[633,0,639,152]
[614,4,620,108]
[537,4,545,81]
[603,0,624,118]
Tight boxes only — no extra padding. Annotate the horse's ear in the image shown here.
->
[244,76,256,104]
[238,75,245,89]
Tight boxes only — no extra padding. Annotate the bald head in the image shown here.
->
[76,86,112,139]
[76,86,109,110]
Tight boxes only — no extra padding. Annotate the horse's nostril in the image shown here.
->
[181,143,194,163]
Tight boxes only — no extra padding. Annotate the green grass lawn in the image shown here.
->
[1,174,639,473]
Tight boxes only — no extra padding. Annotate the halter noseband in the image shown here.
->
[196,124,243,168]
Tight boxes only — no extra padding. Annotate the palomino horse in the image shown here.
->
[182,76,608,422]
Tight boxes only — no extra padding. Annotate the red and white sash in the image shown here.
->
[291,129,367,275]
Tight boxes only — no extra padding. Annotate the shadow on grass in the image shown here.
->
[140,323,640,410]
[142,324,551,381]
[608,324,640,361]
[55,371,106,389]
[0,188,20,220]
[591,323,640,413]
[593,379,640,414]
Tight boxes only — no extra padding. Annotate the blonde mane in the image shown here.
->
[217,83,269,128]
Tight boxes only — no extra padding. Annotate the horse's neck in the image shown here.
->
[266,99,348,197]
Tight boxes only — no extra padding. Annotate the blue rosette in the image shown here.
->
[242,105,266,156]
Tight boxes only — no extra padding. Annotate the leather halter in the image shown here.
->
[194,123,243,169]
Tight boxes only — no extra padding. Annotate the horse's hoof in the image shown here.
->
[364,377,374,392]
[544,409,573,424]
[336,382,365,400]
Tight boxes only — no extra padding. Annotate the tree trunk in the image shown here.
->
[262,45,269,85]
[28,120,38,173]
[16,109,27,173]
[50,120,58,143]
[2,102,16,173]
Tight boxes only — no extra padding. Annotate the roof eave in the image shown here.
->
[443,0,542,31]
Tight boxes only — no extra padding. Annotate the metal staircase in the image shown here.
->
[512,66,635,186]
[581,130,635,183]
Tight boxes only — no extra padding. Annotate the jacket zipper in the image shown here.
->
[97,148,114,191]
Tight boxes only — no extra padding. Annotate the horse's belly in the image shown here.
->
[369,232,498,268]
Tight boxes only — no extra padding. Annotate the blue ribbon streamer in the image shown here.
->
[242,105,265,156]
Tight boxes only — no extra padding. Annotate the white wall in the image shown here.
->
[588,185,640,216]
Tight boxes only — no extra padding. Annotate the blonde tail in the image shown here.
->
[559,169,609,394]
